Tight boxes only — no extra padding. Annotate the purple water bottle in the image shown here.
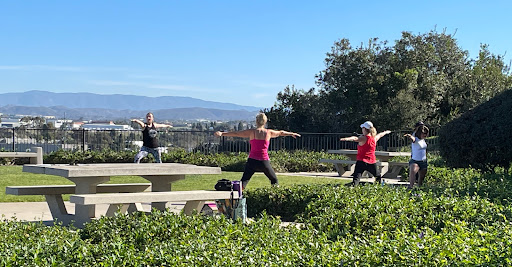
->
[231,180,242,198]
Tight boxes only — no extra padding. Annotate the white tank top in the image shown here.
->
[411,137,427,161]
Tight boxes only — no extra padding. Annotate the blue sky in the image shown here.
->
[1,1,510,109]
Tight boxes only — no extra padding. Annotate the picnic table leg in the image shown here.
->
[344,156,357,176]
[378,164,389,178]
[183,200,207,215]
[44,194,74,225]
[333,163,350,177]
[105,204,129,216]
[45,194,67,215]
[382,165,403,179]
[68,176,110,225]
[104,203,145,217]
[142,175,185,211]
[336,163,366,178]
[30,147,43,164]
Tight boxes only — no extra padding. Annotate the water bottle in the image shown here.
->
[231,180,242,198]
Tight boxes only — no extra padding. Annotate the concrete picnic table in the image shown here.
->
[327,149,410,161]
[22,163,221,225]
[325,149,410,179]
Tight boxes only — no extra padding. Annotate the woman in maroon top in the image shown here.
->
[215,113,300,189]
[339,121,391,186]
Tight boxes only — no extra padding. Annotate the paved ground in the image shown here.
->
[0,201,189,225]
[0,172,407,225]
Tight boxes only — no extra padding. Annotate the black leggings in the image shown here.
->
[352,160,381,185]
[241,158,278,188]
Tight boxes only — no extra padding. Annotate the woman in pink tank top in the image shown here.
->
[339,121,391,186]
[215,113,301,189]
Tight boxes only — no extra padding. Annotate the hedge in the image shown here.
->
[439,88,512,172]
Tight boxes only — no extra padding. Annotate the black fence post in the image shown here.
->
[383,135,389,151]
[82,129,86,152]
[12,128,15,151]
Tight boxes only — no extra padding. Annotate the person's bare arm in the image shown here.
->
[131,119,144,128]
[269,130,301,139]
[375,130,392,142]
[154,122,172,128]
[215,129,253,138]
[403,133,416,143]
[340,135,366,143]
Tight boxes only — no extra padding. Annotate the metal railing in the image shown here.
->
[0,128,439,154]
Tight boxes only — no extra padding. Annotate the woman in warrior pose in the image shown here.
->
[215,113,300,189]
[132,112,171,163]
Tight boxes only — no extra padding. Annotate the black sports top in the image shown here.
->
[142,123,159,148]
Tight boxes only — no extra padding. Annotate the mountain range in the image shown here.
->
[0,91,262,121]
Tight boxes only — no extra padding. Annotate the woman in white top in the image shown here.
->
[404,125,429,189]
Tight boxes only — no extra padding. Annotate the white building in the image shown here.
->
[0,118,22,128]
[82,123,132,130]
[46,119,73,128]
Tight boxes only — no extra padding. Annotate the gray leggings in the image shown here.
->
[134,146,162,163]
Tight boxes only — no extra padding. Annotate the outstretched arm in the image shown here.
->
[215,129,253,138]
[269,130,301,139]
[375,130,392,142]
[131,119,145,128]
[340,135,365,142]
[403,133,416,143]
[154,122,172,128]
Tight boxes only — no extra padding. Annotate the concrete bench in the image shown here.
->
[0,147,43,164]
[70,190,240,223]
[319,159,388,177]
[382,162,410,179]
[6,183,152,221]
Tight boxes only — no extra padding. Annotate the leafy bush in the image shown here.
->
[42,149,338,173]
[4,146,512,264]
[426,166,512,206]
[3,181,512,265]
[269,150,338,173]
[302,186,512,239]
[0,212,345,266]
[439,89,512,172]
[44,149,136,164]
[245,184,339,221]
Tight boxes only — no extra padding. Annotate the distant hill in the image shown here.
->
[0,105,258,121]
[0,90,261,111]
[0,91,262,121]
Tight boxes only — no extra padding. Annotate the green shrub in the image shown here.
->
[1,214,328,266]
[426,166,512,206]
[269,150,338,173]
[4,183,512,265]
[44,149,136,164]
[43,149,339,173]
[425,167,481,188]
[439,89,512,172]
[245,183,340,221]
[245,182,512,237]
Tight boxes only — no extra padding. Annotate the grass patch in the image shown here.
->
[0,166,347,202]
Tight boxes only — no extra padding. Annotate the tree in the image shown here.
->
[237,121,244,131]
[42,122,56,141]
[264,86,329,132]
[266,29,512,132]
[20,116,46,128]
[390,31,472,126]
[316,37,397,131]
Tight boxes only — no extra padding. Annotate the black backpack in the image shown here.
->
[214,179,232,191]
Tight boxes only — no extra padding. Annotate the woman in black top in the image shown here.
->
[131,112,172,163]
